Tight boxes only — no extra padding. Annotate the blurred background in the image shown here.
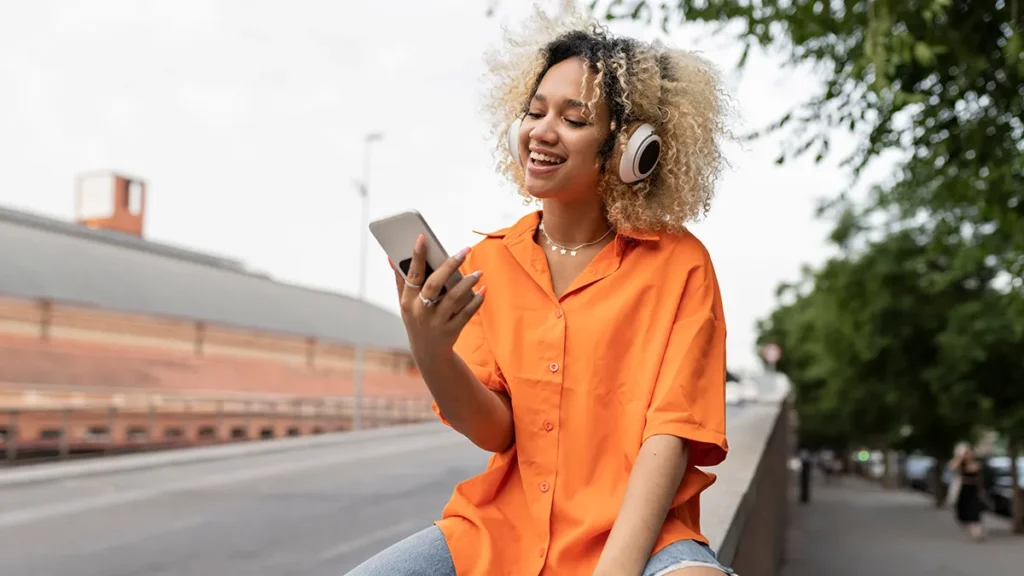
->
[0,1,1021,575]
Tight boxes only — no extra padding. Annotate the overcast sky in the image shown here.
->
[0,0,892,371]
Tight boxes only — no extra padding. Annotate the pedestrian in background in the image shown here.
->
[947,443,989,541]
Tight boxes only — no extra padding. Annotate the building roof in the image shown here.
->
[0,205,410,352]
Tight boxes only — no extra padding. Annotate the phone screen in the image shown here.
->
[399,258,447,296]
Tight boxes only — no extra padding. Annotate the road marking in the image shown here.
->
[74,516,209,555]
[0,433,466,530]
[316,519,424,562]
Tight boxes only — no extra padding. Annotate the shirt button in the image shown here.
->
[538,547,546,558]
[543,421,554,431]
[539,481,550,492]
[548,362,559,373]
[555,309,563,318]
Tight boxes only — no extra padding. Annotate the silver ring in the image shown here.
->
[419,294,438,308]
[405,279,423,290]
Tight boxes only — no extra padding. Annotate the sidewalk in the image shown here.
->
[783,475,1024,576]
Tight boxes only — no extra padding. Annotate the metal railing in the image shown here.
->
[0,387,435,465]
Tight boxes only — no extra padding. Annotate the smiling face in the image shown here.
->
[518,57,613,202]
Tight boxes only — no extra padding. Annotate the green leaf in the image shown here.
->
[913,42,935,67]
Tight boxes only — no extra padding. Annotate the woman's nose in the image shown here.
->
[528,117,558,144]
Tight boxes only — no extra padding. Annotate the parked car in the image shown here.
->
[903,454,936,491]
[987,456,1024,518]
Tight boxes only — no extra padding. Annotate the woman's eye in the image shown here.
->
[525,112,586,127]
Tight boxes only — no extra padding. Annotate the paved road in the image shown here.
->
[0,405,745,576]
[0,424,487,576]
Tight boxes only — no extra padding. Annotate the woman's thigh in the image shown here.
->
[344,525,456,576]
[345,530,732,576]
[643,539,737,576]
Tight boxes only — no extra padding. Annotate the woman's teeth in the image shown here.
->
[530,151,565,165]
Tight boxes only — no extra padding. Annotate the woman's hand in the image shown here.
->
[391,234,485,361]
[388,235,511,453]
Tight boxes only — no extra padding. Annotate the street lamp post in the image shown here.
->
[353,132,383,430]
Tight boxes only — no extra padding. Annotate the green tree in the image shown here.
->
[758,223,984,500]
[757,280,853,452]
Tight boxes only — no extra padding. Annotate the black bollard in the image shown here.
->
[800,455,812,504]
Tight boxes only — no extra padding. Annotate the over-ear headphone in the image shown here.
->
[507,117,662,184]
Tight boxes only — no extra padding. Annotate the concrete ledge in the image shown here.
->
[702,396,790,573]
[0,421,449,488]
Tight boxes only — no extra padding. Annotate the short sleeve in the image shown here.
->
[642,262,728,467]
[431,262,507,425]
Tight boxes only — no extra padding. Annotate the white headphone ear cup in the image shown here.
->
[508,117,523,166]
[617,123,662,184]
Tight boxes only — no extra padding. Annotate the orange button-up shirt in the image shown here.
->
[433,211,729,576]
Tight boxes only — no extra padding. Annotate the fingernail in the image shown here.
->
[455,246,471,260]
[469,270,483,279]
[477,285,487,296]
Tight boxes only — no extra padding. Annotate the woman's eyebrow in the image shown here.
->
[532,93,587,109]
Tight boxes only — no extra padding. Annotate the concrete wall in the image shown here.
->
[728,399,790,576]
[704,396,792,576]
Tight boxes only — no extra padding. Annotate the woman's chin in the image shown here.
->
[524,180,562,199]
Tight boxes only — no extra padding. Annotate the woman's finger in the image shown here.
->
[435,270,482,320]
[392,265,405,299]
[420,247,471,303]
[450,286,486,330]
[399,235,427,310]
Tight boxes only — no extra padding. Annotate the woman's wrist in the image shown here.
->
[416,346,514,452]
[411,342,457,374]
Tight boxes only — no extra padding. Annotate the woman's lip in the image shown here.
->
[527,156,565,175]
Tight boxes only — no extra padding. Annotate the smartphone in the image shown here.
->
[369,210,464,296]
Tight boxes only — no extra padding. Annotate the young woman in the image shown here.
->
[349,7,735,576]
[949,444,988,541]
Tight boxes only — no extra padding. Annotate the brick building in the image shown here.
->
[0,173,428,455]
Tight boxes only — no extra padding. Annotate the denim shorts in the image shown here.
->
[345,524,737,575]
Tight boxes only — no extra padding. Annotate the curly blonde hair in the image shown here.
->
[484,2,734,235]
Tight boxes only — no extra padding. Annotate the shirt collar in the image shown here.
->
[473,210,661,245]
